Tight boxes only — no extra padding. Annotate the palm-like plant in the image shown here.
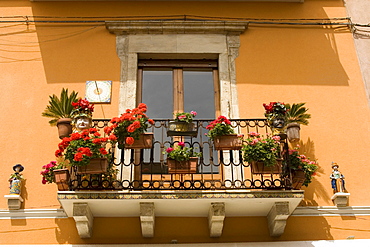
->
[285,103,311,125]
[42,88,78,126]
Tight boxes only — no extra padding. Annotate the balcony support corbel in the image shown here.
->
[140,202,155,238]
[267,201,290,237]
[73,202,94,239]
[208,202,225,237]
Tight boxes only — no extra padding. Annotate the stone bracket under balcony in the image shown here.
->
[58,190,304,239]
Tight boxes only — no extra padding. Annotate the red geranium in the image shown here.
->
[104,103,153,149]
[55,128,111,167]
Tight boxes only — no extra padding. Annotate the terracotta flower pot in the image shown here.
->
[57,118,73,139]
[167,121,198,137]
[287,123,300,143]
[291,169,305,189]
[125,133,154,149]
[53,168,70,191]
[77,158,108,174]
[249,159,283,174]
[167,157,198,174]
[213,134,242,150]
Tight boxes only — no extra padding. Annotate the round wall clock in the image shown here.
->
[85,81,112,103]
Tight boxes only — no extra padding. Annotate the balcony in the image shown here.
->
[57,119,304,238]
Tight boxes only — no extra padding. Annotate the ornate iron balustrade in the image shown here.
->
[68,119,293,191]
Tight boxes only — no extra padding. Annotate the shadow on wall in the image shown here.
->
[238,25,350,86]
[295,138,332,206]
[283,216,333,241]
[26,2,121,84]
[32,23,120,84]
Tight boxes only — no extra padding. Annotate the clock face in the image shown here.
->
[85,81,112,103]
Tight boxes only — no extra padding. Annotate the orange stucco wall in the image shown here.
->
[1,216,370,244]
[0,0,369,244]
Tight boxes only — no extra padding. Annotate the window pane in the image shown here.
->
[183,70,217,174]
[183,71,215,119]
[142,70,173,119]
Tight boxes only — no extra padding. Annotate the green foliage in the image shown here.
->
[287,149,318,186]
[42,88,79,126]
[242,132,281,167]
[174,111,197,123]
[285,103,311,125]
[164,142,201,162]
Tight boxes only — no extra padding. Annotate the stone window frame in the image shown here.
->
[105,20,249,119]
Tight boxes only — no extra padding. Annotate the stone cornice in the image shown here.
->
[1,206,370,219]
[0,209,67,219]
[57,190,304,200]
[105,20,249,35]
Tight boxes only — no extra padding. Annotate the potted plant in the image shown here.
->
[206,115,243,150]
[285,103,311,143]
[104,103,154,149]
[286,148,318,189]
[263,102,288,139]
[242,132,282,174]
[164,142,201,174]
[55,128,112,174]
[167,111,198,137]
[42,88,79,139]
[41,161,70,191]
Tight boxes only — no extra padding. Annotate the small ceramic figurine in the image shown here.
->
[330,162,346,193]
[9,164,24,195]
[74,116,92,132]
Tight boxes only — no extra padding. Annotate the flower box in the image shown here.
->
[249,159,283,174]
[53,168,70,191]
[213,134,242,150]
[77,158,108,174]
[167,121,198,137]
[291,169,305,189]
[125,133,154,149]
[167,157,198,174]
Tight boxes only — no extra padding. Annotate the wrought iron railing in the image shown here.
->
[68,119,293,191]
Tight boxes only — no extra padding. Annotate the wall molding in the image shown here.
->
[1,206,370,219]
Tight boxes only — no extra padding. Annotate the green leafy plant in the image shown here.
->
[55,128,112,167]
[164,142,201,162]
[42,88,79,126]
[287,149,318,186]
[174,111,197,123]
[206,116,236,140]
[285,103,311,125]
[242,132,281,167]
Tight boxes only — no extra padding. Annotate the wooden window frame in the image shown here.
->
[137,59,220,116]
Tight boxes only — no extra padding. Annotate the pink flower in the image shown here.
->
[248,132,260,137]
[178,115,186,120]
[178,142,185,147]
[272,136,281,141]
[166,147,174,153]
[190,111,197,116]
